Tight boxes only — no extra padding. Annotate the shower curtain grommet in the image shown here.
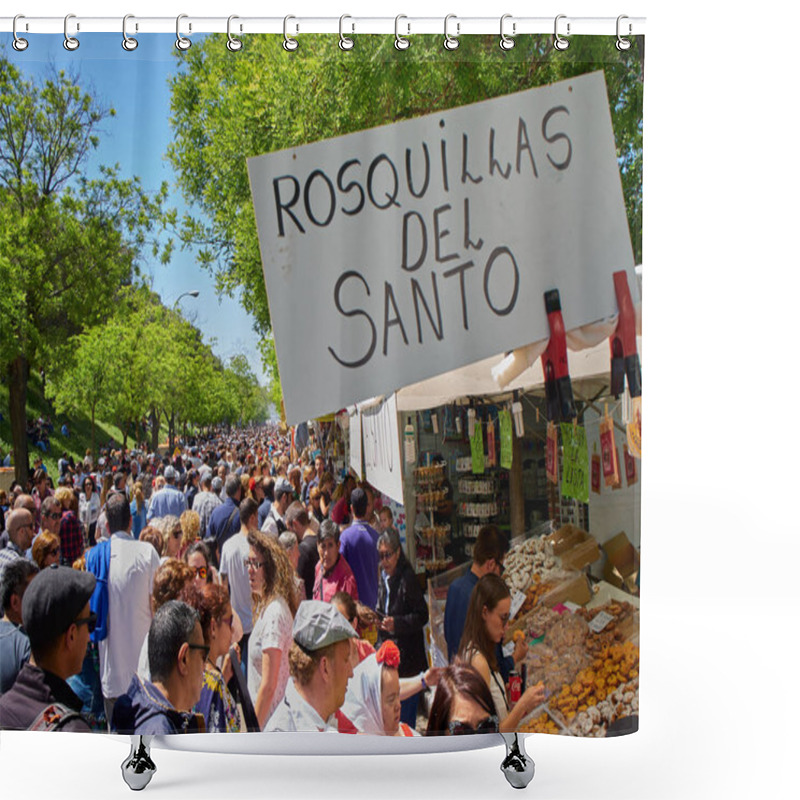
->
[12,14,29,51]
[63,14,79,51]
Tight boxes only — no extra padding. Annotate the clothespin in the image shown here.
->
[610,271,642,398]
[541,289,576,422]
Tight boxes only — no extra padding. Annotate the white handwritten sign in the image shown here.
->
[360,394,403,504]
[248,71,636,423]
[349,408,362,479]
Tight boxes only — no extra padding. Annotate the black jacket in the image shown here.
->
[376,554,429,677]
[0,662,91,731]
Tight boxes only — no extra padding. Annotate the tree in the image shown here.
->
[167,34,644,413]
[0,58,171,481]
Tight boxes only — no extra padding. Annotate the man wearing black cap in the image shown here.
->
[0,564,96,731]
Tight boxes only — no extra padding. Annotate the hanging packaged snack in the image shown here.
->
[599,409,620,487]
[624,444,638,486]
[627,395,642,459]
[591,442,602,494]
[546,421,559,485]
[470,417,485,475]
[486,416,497,468]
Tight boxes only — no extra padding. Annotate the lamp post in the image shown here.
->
[173,289,200,308]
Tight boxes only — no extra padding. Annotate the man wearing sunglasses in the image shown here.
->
[112,601,206,735]
[0,564,96,731]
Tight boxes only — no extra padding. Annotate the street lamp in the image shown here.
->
[173,290,200,308]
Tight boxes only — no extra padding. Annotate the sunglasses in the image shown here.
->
[187,642,210,659]
[378,550,397,562]
[74,612,98,634]
[192,566,208,580]
[44,511,62,520]
[172,529,182,539]
[448,715,500,735]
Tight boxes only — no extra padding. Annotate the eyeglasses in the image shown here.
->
[187,642,210,659]
[74,612,98,634]
[244,559,264,570]
[448,715,499,735]
[378,550,397,562]
[44,511,61,520]
[192,566,208,580]
[172,529,182,539]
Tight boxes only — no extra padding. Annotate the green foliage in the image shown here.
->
[167,34,644,409]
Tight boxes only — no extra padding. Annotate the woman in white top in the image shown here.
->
[457,574,545,733]
[246,530,298,730]
[79,475,101,546]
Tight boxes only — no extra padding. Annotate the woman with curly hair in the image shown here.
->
[246,530,299,729]
[178,509,201,560]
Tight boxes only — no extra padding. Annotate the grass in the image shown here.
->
[0,371,127,477]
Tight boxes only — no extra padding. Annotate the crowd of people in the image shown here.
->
[0,424,543,736]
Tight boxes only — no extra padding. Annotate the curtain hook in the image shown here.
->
[443,14,460,51]
[339,15,354,50]
[499,14,515,50]
[283,16,298,51]
[394,14,410,51]
[175,14,191,51]
[63,13,79,51]
[616,15,632,51]
[122,15,138,51]
[12,15,29,51]
[227,15,243,51]
[553,14,570,51]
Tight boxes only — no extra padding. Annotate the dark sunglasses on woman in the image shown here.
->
[448,715,500,735]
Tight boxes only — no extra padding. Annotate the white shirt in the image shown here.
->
[219,534,253,634]
[99,530,161,699]
[260,505,284,536]
[248,597,293,727]
[265,677,338,732]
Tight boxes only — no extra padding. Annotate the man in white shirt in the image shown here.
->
[219,497,257,679]
[266,600,356,732]
[91,493,161,725]
[261,478,293,536]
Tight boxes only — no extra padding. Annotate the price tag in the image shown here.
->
[588,610,614,633]
[509,590,527,620]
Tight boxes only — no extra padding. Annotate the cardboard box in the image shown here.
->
[602,531,640,595]
[541,572,592,608]
[559,537,601,571]
[545,524,589,556]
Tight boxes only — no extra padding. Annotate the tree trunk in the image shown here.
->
[168,410,175,453]
[8,355,30,485]
[91,403,97,465]
[150,407,160,453]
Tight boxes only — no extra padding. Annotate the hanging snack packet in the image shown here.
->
[591,443,602,494]
[599,411,620,487]
[624,443,638,486]
[486,417,497,468]
[546,421,558,484]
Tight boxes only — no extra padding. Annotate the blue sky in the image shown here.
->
[2,32,268,383]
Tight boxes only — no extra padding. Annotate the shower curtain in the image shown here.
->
[0,26,643,739]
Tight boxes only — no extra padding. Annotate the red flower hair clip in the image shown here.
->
[376,640,401,669]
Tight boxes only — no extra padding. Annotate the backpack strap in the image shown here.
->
[27,703,83,732]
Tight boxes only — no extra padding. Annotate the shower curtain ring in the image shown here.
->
[554,14,570,51]
[499,14,516,50]
[443,14,460,51]
[616,15,632,51]
[175,14,191,51]
[339,15,354,50]
[63,14,79,51]
[227,15,243,51]
[394,15,410,50]
[283,16,298,51]
[12,15,29,51]
[122,15,138,51]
